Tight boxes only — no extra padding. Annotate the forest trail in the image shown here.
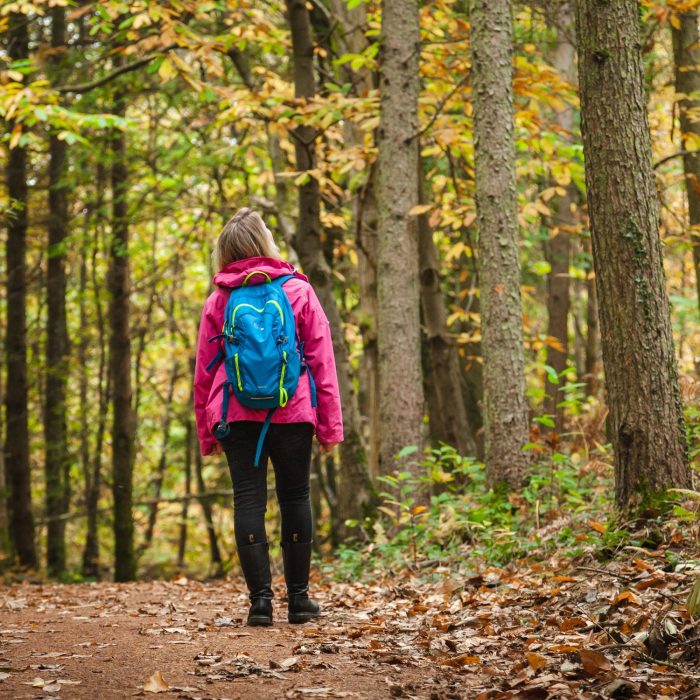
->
[0,554,698,699]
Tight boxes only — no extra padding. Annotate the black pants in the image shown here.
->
[219,421,314,550]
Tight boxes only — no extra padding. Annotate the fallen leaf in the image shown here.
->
[270,656,300,670]
[143,671,169,693]
[579,649,612,675]
[526,652,547,670]
[214,616,233,627]
[559,617,587,632]
[612,590,641,607]
[549,645,579,654]
[686,575,700,616]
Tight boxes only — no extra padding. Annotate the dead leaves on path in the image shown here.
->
[2,552,700,699]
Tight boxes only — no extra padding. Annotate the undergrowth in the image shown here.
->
[326,427,700,583]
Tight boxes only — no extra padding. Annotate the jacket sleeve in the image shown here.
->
[194,295,221,456]
[298,284,344,445]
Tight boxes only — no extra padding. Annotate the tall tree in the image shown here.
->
[285,0,372,526]
[544,3,576,434]
[4,11,37,569]
[44,5,71,577]
[576,0,691,508]
[671,7,700,315]
[109,64,136,581]
[418,163,476,456]
[469,0,530,488]
[329,0,381,475]
[376,0,425,473]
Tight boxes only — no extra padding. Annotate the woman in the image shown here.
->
[194,208,343,626]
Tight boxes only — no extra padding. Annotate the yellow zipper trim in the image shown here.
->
[231,300,284,328]
[234,353,243,391]
[279,351,289,407]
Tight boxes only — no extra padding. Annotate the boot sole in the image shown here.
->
[247,616,273,627]
[288,612,321,624]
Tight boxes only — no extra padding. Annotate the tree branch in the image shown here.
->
[56,45,176,94]
[653,149,700,170]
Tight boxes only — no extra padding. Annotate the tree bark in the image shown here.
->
[671,10,700,315]
[285,0,372,529]
[418,162,476,456]
[141,358,177,551]
[82,166,108,579]
[544,7,576,434]
[177,418,193,569]
[4,12,37,569]
[44,6,70,577]
[195,449,223,577]
[329,0,380,476]
[376,0,425,473]
[576,0,691,509]
[469,0,530,488]
[356,174,381,474]
[109,65,136,581]
[584,238,601,398]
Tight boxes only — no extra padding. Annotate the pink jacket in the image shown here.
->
[194,257,344,456]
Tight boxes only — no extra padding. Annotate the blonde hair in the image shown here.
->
[213,207,280,270]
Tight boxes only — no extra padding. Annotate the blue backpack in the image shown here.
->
[206,270,316,466]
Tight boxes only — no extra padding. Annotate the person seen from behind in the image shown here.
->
[194,207,343,626]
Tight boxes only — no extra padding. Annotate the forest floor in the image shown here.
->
[1,548,700,700]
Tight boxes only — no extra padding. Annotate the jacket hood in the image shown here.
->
[212,257,308,288]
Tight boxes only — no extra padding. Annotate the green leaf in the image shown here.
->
[544,364,559,385]
[534,415,555,428]
[396,445,418,459]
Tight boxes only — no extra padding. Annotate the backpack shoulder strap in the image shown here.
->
[270,273,296,288]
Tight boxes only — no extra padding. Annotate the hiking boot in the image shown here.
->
[237,542,273,626]
[282,540,321,624]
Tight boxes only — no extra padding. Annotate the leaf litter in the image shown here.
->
[0,535,699,698]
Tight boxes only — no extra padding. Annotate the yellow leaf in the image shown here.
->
[686,575,700,616]
[9,123,22,150]
[411,505,428,516]
[158,58,176,82]
[409,203,433,216]
[670,13,681,30]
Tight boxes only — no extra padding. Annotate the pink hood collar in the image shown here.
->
[213,257,308,288]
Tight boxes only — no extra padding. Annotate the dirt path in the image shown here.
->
[0,577,462,699]
[1,555,699,699]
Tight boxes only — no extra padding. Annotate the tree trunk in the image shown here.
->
[142,358,177,551]
[376,0,425,473]
[418,162,476,456]
[109,68,135,581]
[83,168,108,579]
[576,0,691,509]
[194,449,223,577]
[584,238,601,398]
[329,0,380,476]
[177,418,193,569]
[356,177,381,475]
[0,322,8,554]
[469,0,530,488]
[544,7,576,435]
[44,6,70,577]
[671,10,700,315]
[285,0,372,531]
[4,12,37,569]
